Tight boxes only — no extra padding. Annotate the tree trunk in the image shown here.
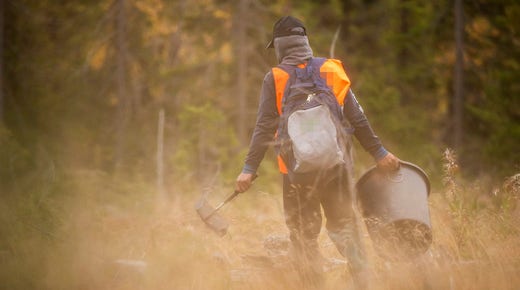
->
[235,0,248,145]
[398,0,410,104]
[0,0,4,124]
[454,0,464,150]
[115,0,128,171]
[157,109,166,199]
[398,0,409,69]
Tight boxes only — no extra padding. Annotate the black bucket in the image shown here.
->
[356,161,432,260]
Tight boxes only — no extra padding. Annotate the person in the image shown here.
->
[235,16,400,287]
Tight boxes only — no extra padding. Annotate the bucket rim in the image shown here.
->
[356,160,431,196]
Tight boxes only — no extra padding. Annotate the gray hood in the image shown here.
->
[274,34,313,65]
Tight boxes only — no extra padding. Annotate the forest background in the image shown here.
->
[0,0,519,289]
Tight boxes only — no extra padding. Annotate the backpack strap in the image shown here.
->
[278,58,320,112]
[273,57,335,114]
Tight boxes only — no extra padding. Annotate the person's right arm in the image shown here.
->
[236,71,279,192]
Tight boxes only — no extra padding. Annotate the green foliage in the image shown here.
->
[172,102,240,182]
[2,0,518,191]
[1,3,519,289]
[0,169,67,289]
[0,125,31,186]
[456,0,520,174]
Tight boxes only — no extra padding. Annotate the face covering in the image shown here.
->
[274,33,313,65]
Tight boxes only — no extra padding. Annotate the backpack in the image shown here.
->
[276,57,351,178]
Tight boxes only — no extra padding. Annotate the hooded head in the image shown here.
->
[266,16,313,65]
[266,16,307,48]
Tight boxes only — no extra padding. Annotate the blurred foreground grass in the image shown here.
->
[1,164,519,290]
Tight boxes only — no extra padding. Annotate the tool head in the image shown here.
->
[194,198,229,237]
[195,176,255,236]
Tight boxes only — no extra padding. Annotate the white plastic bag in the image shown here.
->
[287,105,344,173]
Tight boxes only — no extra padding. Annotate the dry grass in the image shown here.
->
[1,153,519,290]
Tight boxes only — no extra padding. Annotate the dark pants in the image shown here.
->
[282,166,367,275]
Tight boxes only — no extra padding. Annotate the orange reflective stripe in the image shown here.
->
[277,155,288,174]
[272,67,290,115]
[272,67,290,174]
[320,59,351,105]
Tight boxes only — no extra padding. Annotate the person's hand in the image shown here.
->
[377,152,400,171]
[235,172,255,193]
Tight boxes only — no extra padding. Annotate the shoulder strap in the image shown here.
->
[273,58,331,113]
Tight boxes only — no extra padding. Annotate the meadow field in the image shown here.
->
[1,151,519,290]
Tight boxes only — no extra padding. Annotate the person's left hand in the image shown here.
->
[377,152,400,171]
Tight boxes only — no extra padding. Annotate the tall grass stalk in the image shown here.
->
[1,154,519,289]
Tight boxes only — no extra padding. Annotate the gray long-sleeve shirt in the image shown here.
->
[242,70,388,174]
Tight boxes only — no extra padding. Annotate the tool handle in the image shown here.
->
[213,174,258,212]
[213,190,240,212]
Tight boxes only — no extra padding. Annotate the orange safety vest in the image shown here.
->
[272,58,352,174]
